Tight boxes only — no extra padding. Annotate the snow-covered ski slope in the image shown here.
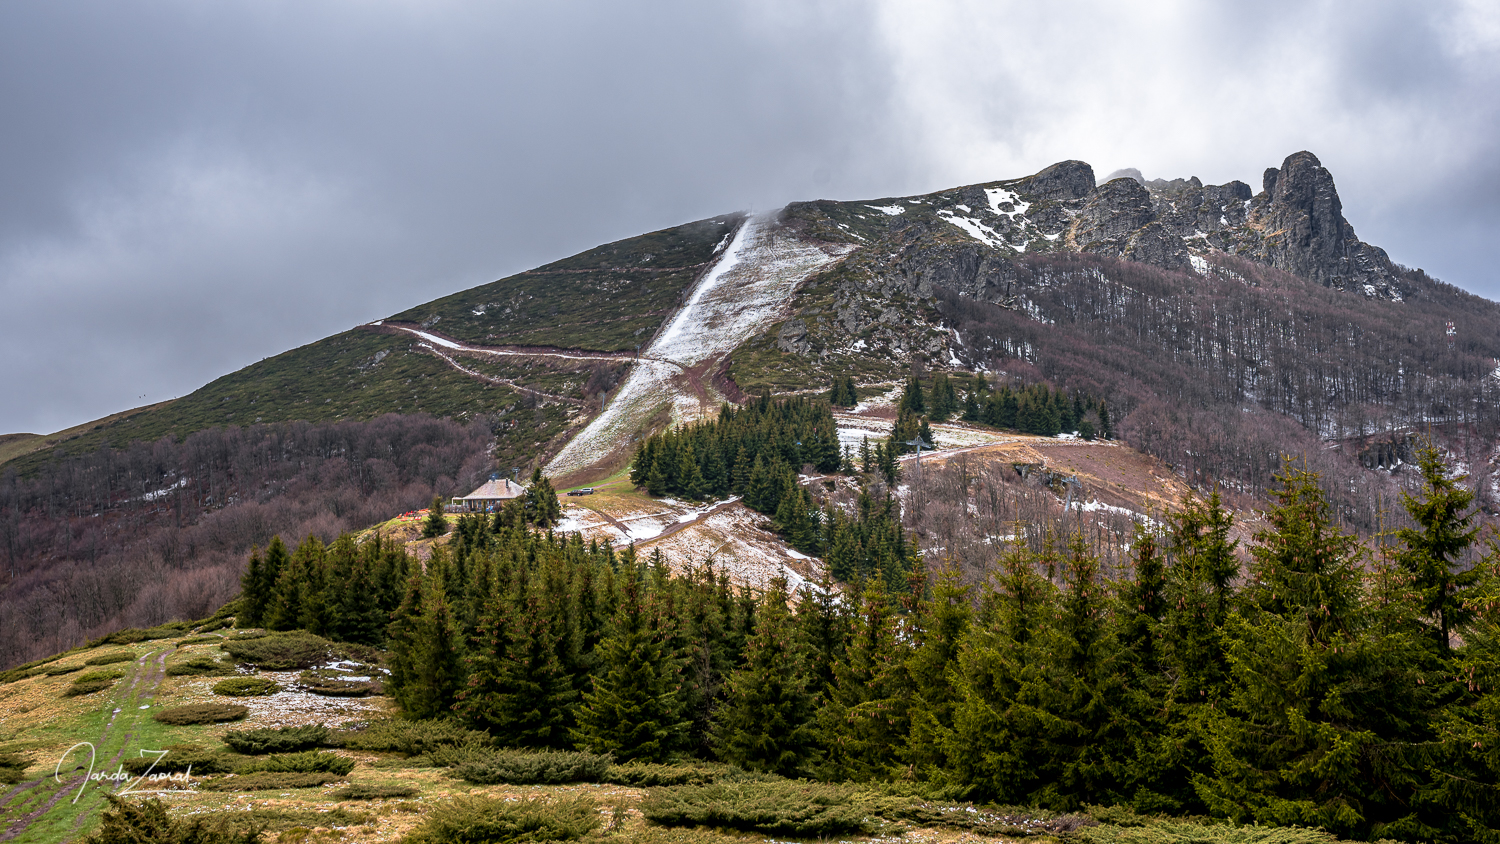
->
[546,213,853,477]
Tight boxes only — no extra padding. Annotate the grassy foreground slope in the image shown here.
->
[0,629,1363,844]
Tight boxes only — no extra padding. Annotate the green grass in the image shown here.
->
[390,215,743,351]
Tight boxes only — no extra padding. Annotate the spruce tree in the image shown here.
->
[423,495,449,538]
[240,547,267,628]
[1198,462,1424,838]
[903,567,972,776]
[714,578,819,776]
[1395,442,1481,652]
[816,575,909,781]
[573,575,688,761]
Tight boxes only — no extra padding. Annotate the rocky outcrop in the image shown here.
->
[1070,177,1156,251]
[1243,151,1404,298]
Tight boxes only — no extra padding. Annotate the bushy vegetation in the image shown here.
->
[334,717,491,757]
[238,751,356,776]
[333,783,419,800]
[296,669,376,696]
[44,663,84,676]
[602,761,726,787]
[166,655,234,676]
[212,676,280,696]
[444,749,611,785]
[219,630,345,670]
[222,725,331,755]
[639,781,884,837]
[153,703,249,725]
[84,651,136,666]
[199,771,346,791]
[397,795,600,844]
[85,796,262,844]
[0,751,30,784]
[120,744,233,775]
[63,670,123,697]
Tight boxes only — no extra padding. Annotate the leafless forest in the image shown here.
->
[0,414,493,668]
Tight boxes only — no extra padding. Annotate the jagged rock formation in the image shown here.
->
[786,150,1407,305]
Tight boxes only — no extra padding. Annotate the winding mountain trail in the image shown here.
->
[545,213,855,479]
[0,649,169,843]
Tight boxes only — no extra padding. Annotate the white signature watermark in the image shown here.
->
[53,743,193,803]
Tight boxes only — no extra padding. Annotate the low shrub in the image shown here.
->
[166,655,234,677]
[153,703,249,725]
[120,744,233,776]
[221,632,341,670]
[213,677,280,697]
[239,751,356,776]
[399,795,599,844]
[193,806,371,834]
[64,670,124,697]
[882,800,1094,836]
[175,636,223,646]
[85,652,136,666]
[222,725,331,755]
[45,664,85,676]
[0,666,46,684]
[297,670,375,697]
[1075,824,1338,844]
[91,622,190,647]
[335,717,490,756]
[229,631,267,640]
[199,771,346,791]
[84,795,263,843]
[0,752,30,784]
[333,783,420,800]
[0,653,69,684]
[445,749,611,785]
[196,618,233,634]
[639,781,884,837]
[603,761,727,787]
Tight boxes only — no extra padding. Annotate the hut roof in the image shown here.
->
[458,478,527,501]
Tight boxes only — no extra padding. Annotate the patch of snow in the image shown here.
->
[937,210,1008,250]
[1189,255,1210,275]
[954,203,971,212]
[784,548,811,560]
[472,305,487,316]
[866,204,906,215]
[139,477,188,502]
[1363,284,1377,297]
[984,187,1031,218]
[546,215,852,476]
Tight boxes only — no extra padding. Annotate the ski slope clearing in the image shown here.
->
[546,214,854,479]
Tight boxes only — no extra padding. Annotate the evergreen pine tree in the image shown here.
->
[1395,442,1481,652]
[904,566,972,777]
[423,495,449,538]
[240,547,267,628]
[816,575,910,781]
[714,578,819,776]
[572,574,688,761]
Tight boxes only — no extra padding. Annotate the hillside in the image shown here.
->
[6,149,1500,683]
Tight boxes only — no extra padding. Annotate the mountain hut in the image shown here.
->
[454,477,526,513]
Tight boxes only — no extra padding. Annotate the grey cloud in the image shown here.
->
[2,1,1498,434]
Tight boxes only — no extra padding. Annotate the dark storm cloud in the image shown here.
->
[2,1,1497,435]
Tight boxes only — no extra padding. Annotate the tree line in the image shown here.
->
[629,395,914,575]
[250,443,1500,842]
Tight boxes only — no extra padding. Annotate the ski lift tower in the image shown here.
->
[905,436,934,484]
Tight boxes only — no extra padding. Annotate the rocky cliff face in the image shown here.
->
[767,150,1422,375]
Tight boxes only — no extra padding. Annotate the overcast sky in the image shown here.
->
[3,0,1497,436]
